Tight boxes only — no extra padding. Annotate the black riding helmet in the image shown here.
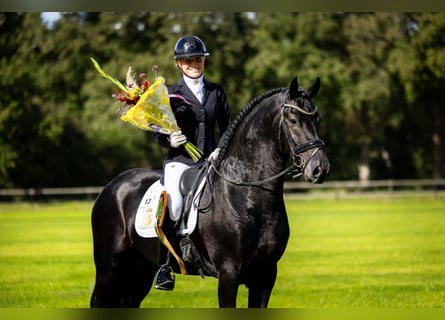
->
[174,36,210,60]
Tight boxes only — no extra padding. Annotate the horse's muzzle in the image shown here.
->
[304,149,330,184]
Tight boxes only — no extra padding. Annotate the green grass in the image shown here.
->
[0,197,444,308]
[273,197,445,308]
[0,201,95,307]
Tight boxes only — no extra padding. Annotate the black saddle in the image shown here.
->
[179,164,208,217]
[159,163,209,218]
[179,166,204,196]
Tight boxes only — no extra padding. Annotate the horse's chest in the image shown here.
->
[260,216,289,246]
[242,211,289,254]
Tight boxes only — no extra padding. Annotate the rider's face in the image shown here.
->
[177,56,205,78]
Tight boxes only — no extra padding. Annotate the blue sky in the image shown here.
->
[41,12,62,28]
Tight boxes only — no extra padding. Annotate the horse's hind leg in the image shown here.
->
[91,248,156,307]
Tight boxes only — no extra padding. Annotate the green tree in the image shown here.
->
[1,12,443,188]
[389,13,445,179]
[340,13,414,180]
[0,13,25,186]
[0,13,80,187]
[245,13,352,179]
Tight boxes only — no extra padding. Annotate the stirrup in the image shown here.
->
[154,264,175,291]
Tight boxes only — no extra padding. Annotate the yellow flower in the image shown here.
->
[91,57,204,163]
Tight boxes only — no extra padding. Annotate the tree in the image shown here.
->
[245,13,353,179]
[389,13,445,179]
[1,12,443,188]
[340,13,414,180]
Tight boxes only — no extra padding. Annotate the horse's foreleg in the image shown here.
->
[246,263,277,307]
[247,286,273,308]
[217,266,239,307]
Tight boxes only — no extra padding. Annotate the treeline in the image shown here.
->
[0,12,444,188]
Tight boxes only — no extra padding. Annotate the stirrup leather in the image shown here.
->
[154,191,187,275]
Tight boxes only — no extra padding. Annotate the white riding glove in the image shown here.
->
[169,131,187,148]
[208,148,220,163]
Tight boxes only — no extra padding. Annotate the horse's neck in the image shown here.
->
[219,105,287,183]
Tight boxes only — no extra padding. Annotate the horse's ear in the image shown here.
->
[289,76,299,99]
[307,77,321,99]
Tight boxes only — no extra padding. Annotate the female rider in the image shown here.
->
[154,35,231,290]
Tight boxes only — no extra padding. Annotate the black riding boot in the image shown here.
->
[154,221,177,291]
[154,251,175,290]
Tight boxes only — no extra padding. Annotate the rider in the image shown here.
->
[154,35,231,290]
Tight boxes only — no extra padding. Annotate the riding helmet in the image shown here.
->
[173,36,210,60]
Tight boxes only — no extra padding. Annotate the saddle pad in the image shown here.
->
[135,178,203,238]
[135,180,163,238]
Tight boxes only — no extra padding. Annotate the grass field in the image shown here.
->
[0,196,444,308]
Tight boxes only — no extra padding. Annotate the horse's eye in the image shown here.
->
[289,118,297,125]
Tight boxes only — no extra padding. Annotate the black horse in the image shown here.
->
[90,76,330,308]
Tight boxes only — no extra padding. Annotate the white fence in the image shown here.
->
[0,179,444,200]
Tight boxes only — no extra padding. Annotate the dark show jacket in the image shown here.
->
[155,77,231,165]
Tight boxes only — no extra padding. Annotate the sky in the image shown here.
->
[40,12,62,28]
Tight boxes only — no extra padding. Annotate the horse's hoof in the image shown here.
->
[154,265,175,291]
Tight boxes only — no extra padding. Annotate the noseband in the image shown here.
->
[211,91,325,186]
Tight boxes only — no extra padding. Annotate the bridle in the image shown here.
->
[211,90,325,186]
[280,91,325,177]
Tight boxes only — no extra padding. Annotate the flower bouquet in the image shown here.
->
[90,57,203,162]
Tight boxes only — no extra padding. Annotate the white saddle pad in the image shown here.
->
[134,180,163,238]
[135,177,206,238]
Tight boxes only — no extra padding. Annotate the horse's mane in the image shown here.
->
[214,87,286,168]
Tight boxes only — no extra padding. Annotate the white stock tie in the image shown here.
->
[194,80,203,103]
[196,89,203,103]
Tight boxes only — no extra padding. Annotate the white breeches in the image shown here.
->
[164,161,192,221]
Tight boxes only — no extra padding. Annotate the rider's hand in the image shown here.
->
[169,131,187,148]
[208,148,220,163]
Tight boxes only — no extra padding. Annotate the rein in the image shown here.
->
[210,91,324,187]
[211,162,298,187]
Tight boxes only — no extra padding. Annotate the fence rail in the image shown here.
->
[283,178,445,199]
[0,186,103,197]
[0,179,444,200]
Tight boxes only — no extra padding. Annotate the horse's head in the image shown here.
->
[279,76,330,183]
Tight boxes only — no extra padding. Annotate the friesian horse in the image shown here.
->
[90,76,330,308]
